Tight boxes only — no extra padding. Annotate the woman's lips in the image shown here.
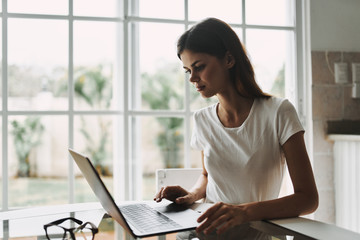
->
[196,85,205,92]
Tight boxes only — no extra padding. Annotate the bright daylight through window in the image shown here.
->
[0,0,299,210]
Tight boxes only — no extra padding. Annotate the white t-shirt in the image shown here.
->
[191,97,304,204]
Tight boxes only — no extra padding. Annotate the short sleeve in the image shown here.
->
[190,111,204,151]
[276,99,304,145]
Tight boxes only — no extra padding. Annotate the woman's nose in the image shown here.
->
[189,72,199,83]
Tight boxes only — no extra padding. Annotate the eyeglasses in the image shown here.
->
[44,217,98,240]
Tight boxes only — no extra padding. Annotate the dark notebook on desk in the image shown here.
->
[69,149,200,238]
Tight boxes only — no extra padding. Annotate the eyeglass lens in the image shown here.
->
[46,227,95,240]
[45,218,97,240]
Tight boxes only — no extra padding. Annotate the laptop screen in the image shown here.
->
[68,149,133,235]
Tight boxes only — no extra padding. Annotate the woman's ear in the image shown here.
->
[225,51,235,68]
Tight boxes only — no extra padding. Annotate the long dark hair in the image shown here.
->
[177,18,270,99]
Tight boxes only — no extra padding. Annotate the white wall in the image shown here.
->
[309,0,360,226]
[310,0,360,51]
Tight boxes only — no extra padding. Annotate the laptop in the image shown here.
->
[69,149,201,238]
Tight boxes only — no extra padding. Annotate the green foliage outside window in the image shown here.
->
[141,63,185,168]
[74,65,113,175]
[10,117,44,177]
[57,64,113,175]
[74,65,113,109]
[270,64,285,98]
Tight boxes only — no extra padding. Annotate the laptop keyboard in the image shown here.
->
[120,204,182,233]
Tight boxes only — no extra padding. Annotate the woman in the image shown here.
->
[154,18,318,235]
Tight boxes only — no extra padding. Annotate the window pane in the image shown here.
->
[246,29,295,98]
[74,21,121,111]
[74,115,115,203]
[8,0,68,15]
[8,19,68,111]
[138,23,185,110]
[74,0,119,17]
[135,116,184,200]
[8,116,68,208]
[246,0,295,27]
[189,0,242,24]
[137,0,184,19]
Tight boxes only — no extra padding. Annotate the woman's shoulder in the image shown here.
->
[257,96,294,111]
[193,102,218,118]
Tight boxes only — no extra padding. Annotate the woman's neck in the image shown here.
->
[216,91,254,128]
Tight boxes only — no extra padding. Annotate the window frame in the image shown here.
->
[1,0,310,210]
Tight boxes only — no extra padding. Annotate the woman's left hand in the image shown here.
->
[196,202,248,235]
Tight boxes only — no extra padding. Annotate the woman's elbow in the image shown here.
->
[310,190,319,213]
[293,186,319,216]
[302,189,319,215]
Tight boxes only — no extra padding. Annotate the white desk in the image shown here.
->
[270,217,360,240]
[1,202,360,239]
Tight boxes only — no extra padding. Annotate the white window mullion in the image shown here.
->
[2,0,9,211]
[130,0,142,201]
[68,0,75,204]
[113,0,125,203]
[184,81,191,168]
[242,0,246,45]
[297,0,313,158]
[183,0,191,168]
[295,0,306,126]
[184,0,191,167]
[184,0,189,25]
[122,0,131,201]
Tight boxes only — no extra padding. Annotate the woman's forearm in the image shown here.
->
[242,190,319,222]
[196,190,318,235]
[190,151,208,202]
[189,172,208,201]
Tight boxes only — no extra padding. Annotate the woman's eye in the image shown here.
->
[184,65,205,74]
[194,65,205,72]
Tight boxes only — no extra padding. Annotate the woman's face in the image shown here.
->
[180,49,234,98]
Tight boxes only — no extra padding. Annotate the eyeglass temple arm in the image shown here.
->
[44,217,83,228]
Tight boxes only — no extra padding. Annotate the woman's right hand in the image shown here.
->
[154,186,196,205]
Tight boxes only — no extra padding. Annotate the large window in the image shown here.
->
[1,0,304,210]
